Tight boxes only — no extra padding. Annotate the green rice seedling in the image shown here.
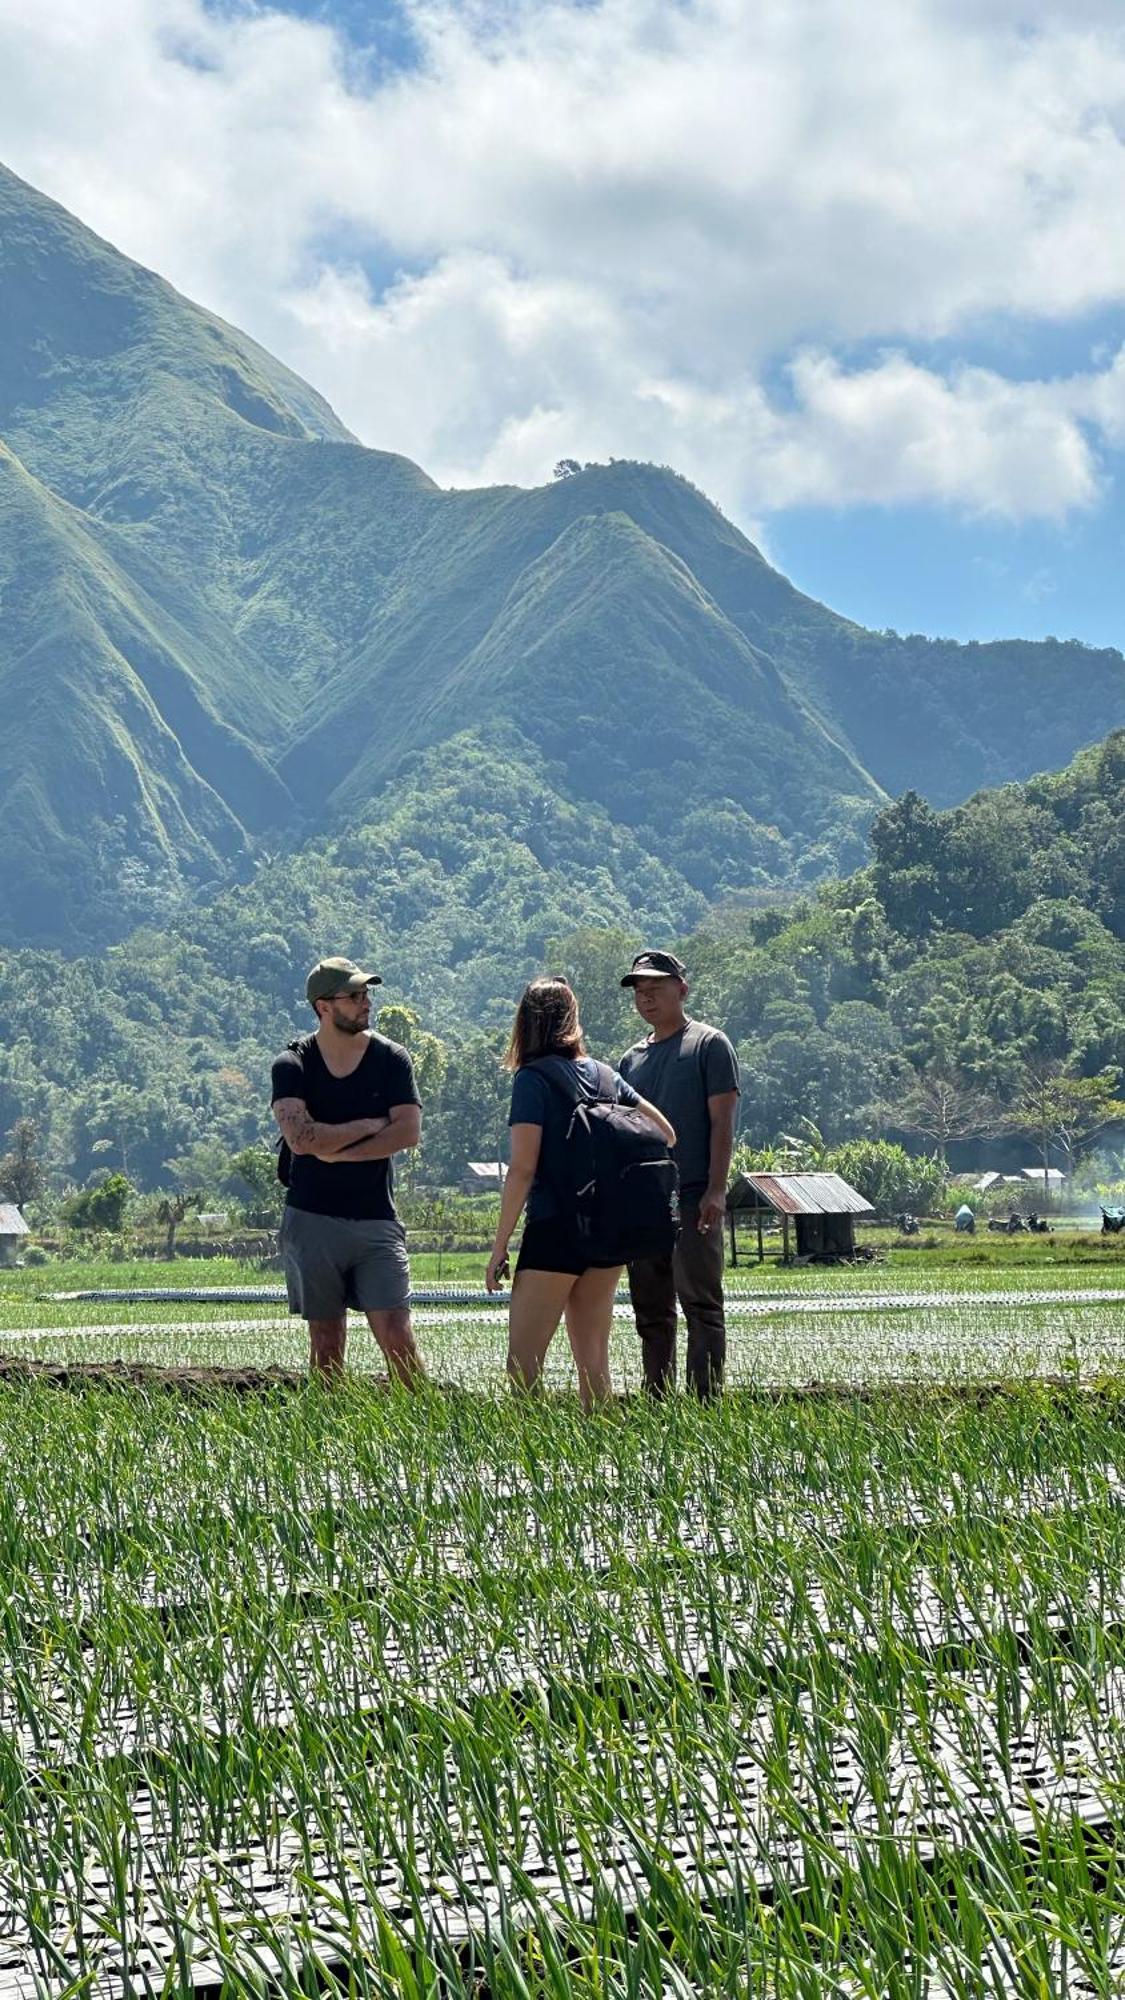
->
[4,1380,1125,1993]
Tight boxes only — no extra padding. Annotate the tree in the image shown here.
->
[1010,1062,1125,1190]
[421,1030,510,1186]
[85,1083,153,1181]
[870,792,951,937]
[63,1172,132,1234]
[545,927,642,1057]
[164,1138,230,1201]
[775,1117,830,1168]
[895,1067,1003,1162]
[228,1145,285,1227]
[552,458,582,479]
[375,1005,447,1102]
[375,1005,447,1189]
[154,1190,202,1259]
[0,1118,45,1212]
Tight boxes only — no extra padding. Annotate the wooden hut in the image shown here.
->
[726,1172,874,1265]
[461,1162,508,1195]
[0,1204,29,1267]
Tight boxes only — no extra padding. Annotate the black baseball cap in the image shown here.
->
[306,956,382,1005]
[621,949,688,987]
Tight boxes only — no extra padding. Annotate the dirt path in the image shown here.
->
[0,1352,1116,1401]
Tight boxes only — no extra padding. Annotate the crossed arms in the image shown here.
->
[272,1098,421,1163]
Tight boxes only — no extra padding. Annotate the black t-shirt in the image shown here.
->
[271,1032,420,1221]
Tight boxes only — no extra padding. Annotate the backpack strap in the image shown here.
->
[527,1055,616,1105]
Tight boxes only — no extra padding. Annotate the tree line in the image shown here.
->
[2,732,1124,1221]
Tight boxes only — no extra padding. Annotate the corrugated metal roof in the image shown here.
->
[728,1172,875,1217]
[0,1204,29,1235]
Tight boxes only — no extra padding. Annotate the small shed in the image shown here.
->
[462,1162,508,1195]
[725,1172,875,1265]
[0,1204,30,1267]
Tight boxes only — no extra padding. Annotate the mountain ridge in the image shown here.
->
[1,159,1123,951]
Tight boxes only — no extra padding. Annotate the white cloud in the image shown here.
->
[2,0,1125,519]
[766,351,1104,517]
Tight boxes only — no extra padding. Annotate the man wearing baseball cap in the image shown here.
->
[618,950,740,1398]
[271,957,424,1380]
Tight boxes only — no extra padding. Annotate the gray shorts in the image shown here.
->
[280,1206,411,1319]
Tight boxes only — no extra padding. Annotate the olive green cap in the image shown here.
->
[306,956,382,1005]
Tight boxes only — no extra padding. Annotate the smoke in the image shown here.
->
[1073,1145,1125,1224]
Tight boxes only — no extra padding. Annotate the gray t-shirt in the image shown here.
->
[618,1018,740,1199]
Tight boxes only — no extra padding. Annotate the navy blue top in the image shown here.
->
[509,1055,641,1223]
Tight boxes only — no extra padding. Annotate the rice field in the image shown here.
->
[4,1265,1125,1994]
[5,1275,1125,1389]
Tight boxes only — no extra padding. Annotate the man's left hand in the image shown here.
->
[698,1190,726,1233]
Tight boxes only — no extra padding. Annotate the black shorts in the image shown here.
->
[516,1217,619,1277]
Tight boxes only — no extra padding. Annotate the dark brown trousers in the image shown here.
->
[627,1198,726,1399]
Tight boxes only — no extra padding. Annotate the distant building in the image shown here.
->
[462,1162,508,1195]
[0,1204,30,1266]
[974,1167,1065,1195]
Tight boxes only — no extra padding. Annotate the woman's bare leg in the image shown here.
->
[507,1269,576,1396]
[564,1265,622,1411]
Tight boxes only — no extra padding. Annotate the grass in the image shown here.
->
[6,1298,1125,1392]
[2,1381,1125,1994]
[5,1255,1125,1990]
[6,1244,1125,1394]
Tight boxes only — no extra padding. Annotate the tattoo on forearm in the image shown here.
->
[277,1102,317,1152]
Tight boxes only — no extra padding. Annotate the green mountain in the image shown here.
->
[1,160,1123,954]
[3,727,1123,1193]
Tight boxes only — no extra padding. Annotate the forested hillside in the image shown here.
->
[3,731,1123,1195]
[2,161,1124,952]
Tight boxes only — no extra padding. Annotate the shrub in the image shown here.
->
[826,1139,946,1217]
[61,1172,133,1233]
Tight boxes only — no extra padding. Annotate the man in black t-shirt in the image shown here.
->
[271,956,424,1379]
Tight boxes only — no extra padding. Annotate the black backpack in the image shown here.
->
[529,1057,679,1266]
[275,1034,315,1186]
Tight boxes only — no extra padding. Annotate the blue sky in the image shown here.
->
[757,304,1125,643]
[769,499,1125,652]
[1,0,1124,650]
[267,0,419,76]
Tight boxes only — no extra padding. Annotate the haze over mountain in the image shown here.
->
[1,160,1123,953]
